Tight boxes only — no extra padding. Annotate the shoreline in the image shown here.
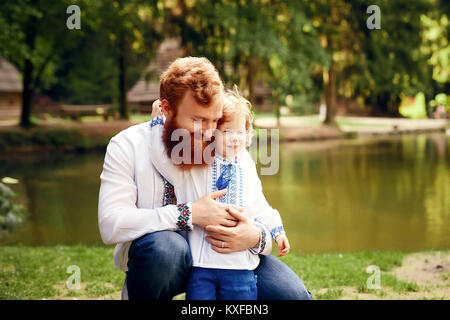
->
[0,117,448,155]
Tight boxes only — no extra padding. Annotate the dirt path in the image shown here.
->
[318,251,450,300]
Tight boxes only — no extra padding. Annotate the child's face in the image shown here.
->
[216,113,247,159]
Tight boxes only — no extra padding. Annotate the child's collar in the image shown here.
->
[215,148,244,163]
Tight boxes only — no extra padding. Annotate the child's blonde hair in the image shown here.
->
[218,85,254,147]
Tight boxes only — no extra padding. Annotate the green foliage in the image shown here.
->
[183,0,328,110]
[0,182,26,238]
[399,92,428,119]
[353,0,434,113]
[0,0,448,118]
[0,128,108,152]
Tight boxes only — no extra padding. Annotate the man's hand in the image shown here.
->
[204,207,260,254]
[191,190,238,228]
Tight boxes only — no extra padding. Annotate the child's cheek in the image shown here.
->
[239,135,246,146]
[224,135,234,147]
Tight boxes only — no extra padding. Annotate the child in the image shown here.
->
[149,86,290,300]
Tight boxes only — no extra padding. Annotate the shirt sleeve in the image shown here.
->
[149,116,186,187]
[98,134,193,245]
[245,150,286,240]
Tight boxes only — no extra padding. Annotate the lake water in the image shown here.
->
[1,132,449,253]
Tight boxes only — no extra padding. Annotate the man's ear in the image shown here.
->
[160,99,172,118]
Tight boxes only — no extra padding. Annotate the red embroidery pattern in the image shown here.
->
[176,203,191,231]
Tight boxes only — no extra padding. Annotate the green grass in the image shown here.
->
[0,245,447,300]
[0,244,123,299]
[279,250,408,291]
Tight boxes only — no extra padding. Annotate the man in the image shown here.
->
[98,57,312,300]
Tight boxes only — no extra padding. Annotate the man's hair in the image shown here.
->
[159,57,224,112]
[218,85,254,147]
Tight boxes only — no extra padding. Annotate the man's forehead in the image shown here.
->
[190,93,224,118]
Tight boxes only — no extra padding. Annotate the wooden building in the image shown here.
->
[128,38,274,114]
[0,58,22,120]
[128,38,185,114]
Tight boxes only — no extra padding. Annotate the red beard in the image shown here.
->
[162,115,216,170]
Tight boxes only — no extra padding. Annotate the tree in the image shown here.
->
[171,0,327,126]
[0,0,86,128]
[98,0,161,120]
[302,0,361,125]
[350,0,434,116]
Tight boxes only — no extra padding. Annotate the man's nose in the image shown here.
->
[202,128,214,140]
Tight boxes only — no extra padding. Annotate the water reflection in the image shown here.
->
[0,152,105,245]
[258,133,450,253]
[0,133,448,253]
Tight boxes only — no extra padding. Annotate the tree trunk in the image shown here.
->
[20,59,33,128]
[118,36,129,120]
[274,90,281,128]
[246,56,256,107]
[20,17,36,129]
[323,3,338,127]
[324,62,337,126]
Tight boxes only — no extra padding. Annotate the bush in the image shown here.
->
[0,182,26,238]
[0,132,31,151]
[0,127,111,152]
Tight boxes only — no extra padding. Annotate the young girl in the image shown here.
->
[149,86,290,300]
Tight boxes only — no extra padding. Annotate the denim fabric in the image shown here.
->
[126,231,312,300]
[186,267,257,300]
[126,231,192,300]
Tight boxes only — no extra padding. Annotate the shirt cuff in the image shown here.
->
[176,202,193,231]
[270,226,285,239]
[150,116,165,128]
[249,226,267,255]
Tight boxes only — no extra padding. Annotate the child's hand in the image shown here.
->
[151,99,163,119]
[275,234,290,257]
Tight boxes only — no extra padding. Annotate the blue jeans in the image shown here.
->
[186,267,257,300]
[126,231,312,300]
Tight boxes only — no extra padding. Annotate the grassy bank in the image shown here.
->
[0,127,110,154]
[0,245,448,300]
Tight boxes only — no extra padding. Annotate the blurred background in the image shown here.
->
[0,0,449,254]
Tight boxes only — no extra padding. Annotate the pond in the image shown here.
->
[1,132,449,254]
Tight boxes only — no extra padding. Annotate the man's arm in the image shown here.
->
[98,136,194,245]
[98,134,237,245]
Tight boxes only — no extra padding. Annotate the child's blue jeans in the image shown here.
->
[186,267,257,300]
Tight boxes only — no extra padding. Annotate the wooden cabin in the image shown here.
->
[0,59,22,120]
[128,38,185,114]
[128,38,274,114]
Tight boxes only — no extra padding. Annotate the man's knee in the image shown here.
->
[255,255,312,300]
[127,231,191,300]
[130,231,191,269]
